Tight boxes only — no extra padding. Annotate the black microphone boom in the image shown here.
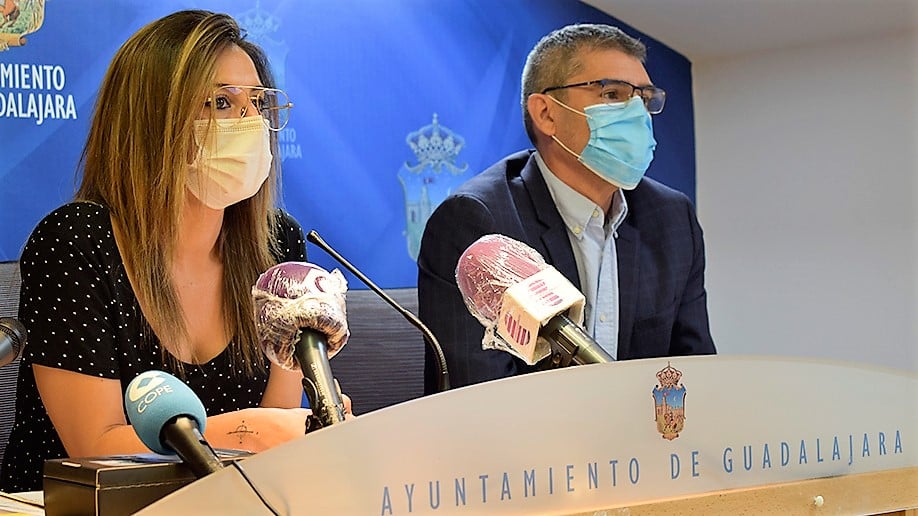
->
[0,317,26,367]
[306,230,450,392]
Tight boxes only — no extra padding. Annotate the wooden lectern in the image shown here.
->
[137,356,917,515]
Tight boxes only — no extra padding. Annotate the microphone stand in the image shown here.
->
[306,231,450,392]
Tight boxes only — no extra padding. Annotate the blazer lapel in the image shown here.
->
[519,155,581,290]
[615,220,640,359]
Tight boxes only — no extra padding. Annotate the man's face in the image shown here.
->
[552,48,653,157]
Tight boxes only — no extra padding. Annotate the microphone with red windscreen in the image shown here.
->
[455,234,613,368]
[252,261,349,431]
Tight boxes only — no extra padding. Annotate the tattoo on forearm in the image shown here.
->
[227,420,258,445]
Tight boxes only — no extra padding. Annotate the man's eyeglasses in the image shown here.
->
[204,85,293,131]
[542,79,666,114]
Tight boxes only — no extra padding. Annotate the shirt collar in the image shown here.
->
[534,152,628,239]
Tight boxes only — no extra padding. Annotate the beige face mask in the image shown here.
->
[186,116,272,210]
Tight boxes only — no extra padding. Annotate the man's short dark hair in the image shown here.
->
[521,24,647,144]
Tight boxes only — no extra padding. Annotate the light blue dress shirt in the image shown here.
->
[534,153,628,358]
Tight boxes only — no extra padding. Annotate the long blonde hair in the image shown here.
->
[76,10,281,376]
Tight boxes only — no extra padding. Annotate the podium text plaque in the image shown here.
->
[138,356,917,515]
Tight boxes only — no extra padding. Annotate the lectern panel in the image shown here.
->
[138,356,917,515]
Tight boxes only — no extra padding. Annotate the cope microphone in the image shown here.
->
[124,370,224,478]
[455,234,613,368]
[253,261,349,431]
[0,317,26,367]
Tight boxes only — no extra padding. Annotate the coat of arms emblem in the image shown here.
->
[1,0,45,51]
[397,114,470,260]
[652,362,687,440]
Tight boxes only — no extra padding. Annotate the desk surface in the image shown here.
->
[0,491,43,515]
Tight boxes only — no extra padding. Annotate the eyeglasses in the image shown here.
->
[542,79,666,114]
[204,85,293,131]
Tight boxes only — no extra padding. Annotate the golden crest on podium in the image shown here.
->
[652,362,687,440]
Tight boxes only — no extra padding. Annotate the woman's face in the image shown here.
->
[185,44,273,210]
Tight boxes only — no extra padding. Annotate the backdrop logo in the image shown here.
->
[0,0,44,51]
[235,2,300,162]
[653,362,687,440]
[397,114,471,260]
[0,2,79,126]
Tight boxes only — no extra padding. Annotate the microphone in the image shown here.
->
[252,261,348,431]
[455,234,613,368]
[0,317,26,367]
[124,370,224,478]
[306,230,450,392]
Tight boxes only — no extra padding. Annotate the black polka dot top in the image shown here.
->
[0,202,307,492]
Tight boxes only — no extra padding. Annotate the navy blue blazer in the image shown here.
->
[418,150,715,394]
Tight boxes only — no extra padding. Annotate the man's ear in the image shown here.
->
[527,93,557,138]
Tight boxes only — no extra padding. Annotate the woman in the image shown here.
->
[1,10,325,491]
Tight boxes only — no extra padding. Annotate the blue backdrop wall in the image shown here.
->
[0,0,695,288]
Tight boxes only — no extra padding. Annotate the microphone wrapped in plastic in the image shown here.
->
[455,234,613,368]
[252,261,349,432]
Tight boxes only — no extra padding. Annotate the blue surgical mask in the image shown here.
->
[550,95,656,190]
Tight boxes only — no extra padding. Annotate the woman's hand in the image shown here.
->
[342,393,358,420]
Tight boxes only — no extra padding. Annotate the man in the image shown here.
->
[418,24,715,394]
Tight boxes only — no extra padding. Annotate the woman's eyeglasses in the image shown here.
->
[204,85,293,131]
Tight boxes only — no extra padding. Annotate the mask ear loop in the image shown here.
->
[543,94,590,161]
[550,134,581,160]
[545,94,590,119]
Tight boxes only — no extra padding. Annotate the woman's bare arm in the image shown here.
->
[33,364,311,457]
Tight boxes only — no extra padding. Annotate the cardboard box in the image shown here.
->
[43,451,250,515]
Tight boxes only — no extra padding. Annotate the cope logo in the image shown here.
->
[127,371,173,414]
